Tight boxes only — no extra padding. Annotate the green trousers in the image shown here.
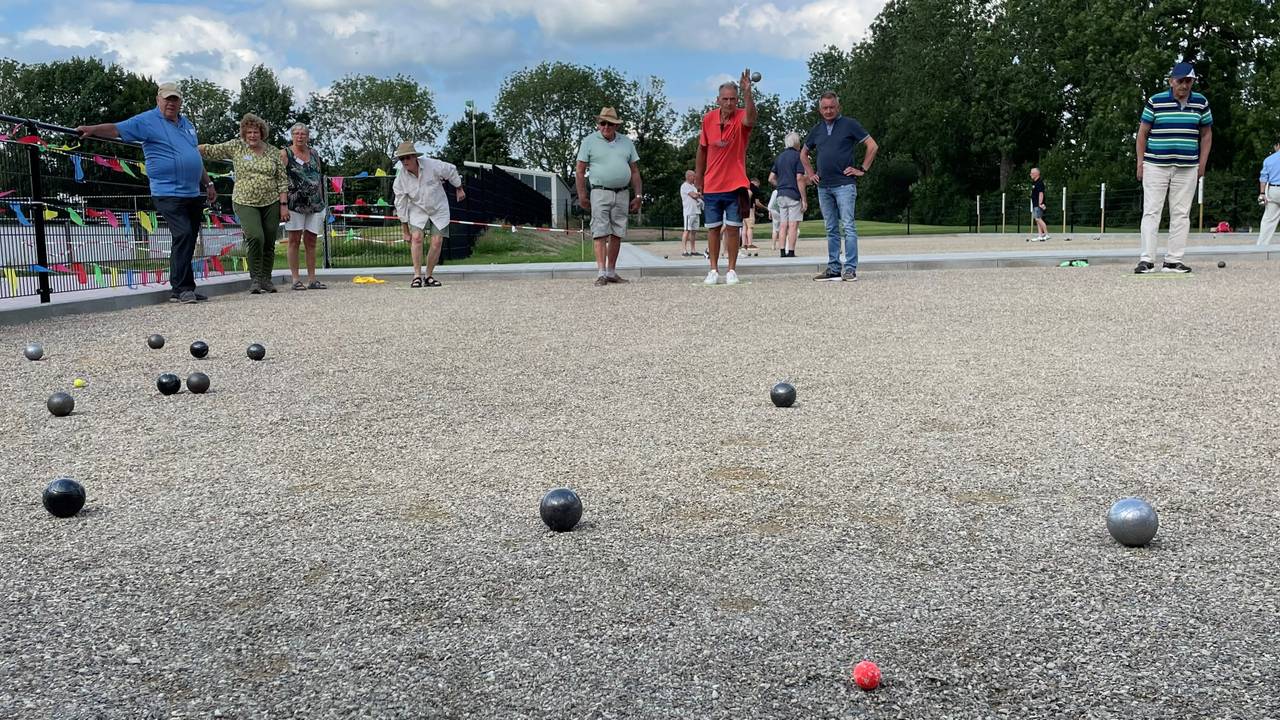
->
[234,201,280,283]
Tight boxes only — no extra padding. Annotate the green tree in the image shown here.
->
[231,64,295,142]
[494,62,636,182]
[307,74,443,176]
[178,76,236,141]
[439,111,512,168]
[10,57,155,127]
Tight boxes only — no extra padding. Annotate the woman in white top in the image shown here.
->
[392,141,466,287]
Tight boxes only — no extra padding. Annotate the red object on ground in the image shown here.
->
[852,660,881,691]
[1217,221,1232,233]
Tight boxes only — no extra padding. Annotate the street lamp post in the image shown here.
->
[465,100,477,163]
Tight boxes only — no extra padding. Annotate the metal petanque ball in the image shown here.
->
[46,392,75,417]
[147,334,165,350]
[43,477,86,518]
[540,488,583,532]
[246,343,266,361]
[1107,497,1159,547]
[750,71,762,82]
[770,382,796,408]
[24,343,44,361]
[190,341,209,359]
[1217,261,1226,268]
[156,373,181,396]
[186,372,210,394]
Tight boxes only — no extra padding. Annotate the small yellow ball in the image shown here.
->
[73,378,86,388]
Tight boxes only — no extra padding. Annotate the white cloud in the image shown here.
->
[720,1,873,56]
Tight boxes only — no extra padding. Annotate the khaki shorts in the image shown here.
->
[775,195,803,223]
[683,213,700,231]
[402,220,450,238]
[590,188,629,239]
[285,210,325,235]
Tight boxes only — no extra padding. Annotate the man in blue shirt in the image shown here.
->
[1134,62,1213,274]
[1255,138,1280,246]
[801,92,878,282]
[77,82,216,303]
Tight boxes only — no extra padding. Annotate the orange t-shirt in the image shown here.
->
[700,108,751,194]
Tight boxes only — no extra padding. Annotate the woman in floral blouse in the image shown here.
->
[199,113,288,294]
[281,123,327,291]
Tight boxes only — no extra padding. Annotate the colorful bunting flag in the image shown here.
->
[17,135,45,146]
[375,198,389,207]
[104,210,119,228]
[137,211,154,233]
[43,209,57,221]
[4,267,16,295]
[0,189,14,198]
[119,161,136,178]
[72,263,87,285]
[210,256,224,274]
[10,203,31,226]
[126,268,136,289]
[31,264,53,273]
[140,162,147,176]
[92,264,104,286]
[329,177,343,193]
[354,171,369,178]
[72,156,85,182]
[67,208,84,226]
[332,204,346,212]
[374,168,387,177]
[109,266,118,287]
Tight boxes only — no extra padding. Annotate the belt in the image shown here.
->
[591,184,629,192]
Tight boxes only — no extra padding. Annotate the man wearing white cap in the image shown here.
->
[575,107,642,286]
[76,82,217,303]
[1134,61,1213,274]
[392,141,466,287]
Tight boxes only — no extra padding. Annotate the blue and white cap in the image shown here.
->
[1170,62,1197,80]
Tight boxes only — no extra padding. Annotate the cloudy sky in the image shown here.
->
[0,0,885,141]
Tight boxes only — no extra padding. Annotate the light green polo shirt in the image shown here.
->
[576,131,639,189]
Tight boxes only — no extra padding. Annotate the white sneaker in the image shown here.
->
[1043,235,1051,242]
[725,270,739,285]
[703,269,719,285]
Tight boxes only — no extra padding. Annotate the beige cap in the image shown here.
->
[157,82,182,99]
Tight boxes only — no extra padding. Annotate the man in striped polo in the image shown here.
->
[1134,62,1213,274]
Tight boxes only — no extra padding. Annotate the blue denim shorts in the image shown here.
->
[702,191,742,228]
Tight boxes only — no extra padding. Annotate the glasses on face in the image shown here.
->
[1174,78,1194,85]
[598,121,616,127]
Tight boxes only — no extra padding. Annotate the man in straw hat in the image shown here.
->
[575,107,642,286]
[392,141,465,287]
[77,81,218,304]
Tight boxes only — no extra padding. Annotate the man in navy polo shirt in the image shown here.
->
[1134,62,1213,274]
[77,82,217,303]
[801,92,878,282]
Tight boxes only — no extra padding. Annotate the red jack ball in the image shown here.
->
[852,660,881,691]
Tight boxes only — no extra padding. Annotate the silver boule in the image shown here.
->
[24,343,44,361]
[1107,497,1159,547]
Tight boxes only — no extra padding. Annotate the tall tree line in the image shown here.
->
[2,0,1276,223]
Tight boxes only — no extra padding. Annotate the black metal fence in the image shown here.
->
[1,113,565,302]
[0,114,250,304]
[970,176,1261,235]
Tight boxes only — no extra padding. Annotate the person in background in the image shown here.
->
[199,113,288,294]
[281,124,327,290]
[1254,137,1280,246]
[75,82,217,304]
[769,131,807,258]
[393,141,466,287]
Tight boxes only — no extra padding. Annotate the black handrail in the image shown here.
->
[0,112,144,150]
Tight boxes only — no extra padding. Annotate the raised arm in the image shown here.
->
[75,123,121,140]
[741,69,757,128]
[198,138,241,161]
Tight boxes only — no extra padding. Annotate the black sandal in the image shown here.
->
[424,276,442,287]
[410,277,423,288]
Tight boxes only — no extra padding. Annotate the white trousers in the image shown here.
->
[1140,163,1197,263]
[1256,186,1280,246]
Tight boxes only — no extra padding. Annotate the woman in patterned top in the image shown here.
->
[281,123,327,290]
[199,113,288,295]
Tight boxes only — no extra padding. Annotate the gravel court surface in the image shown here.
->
[2,264,1279,719]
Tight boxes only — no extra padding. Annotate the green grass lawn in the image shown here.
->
[283,225,588,268]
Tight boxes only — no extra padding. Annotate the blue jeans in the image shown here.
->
[818,184,858,273]
[153,196,204,295]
